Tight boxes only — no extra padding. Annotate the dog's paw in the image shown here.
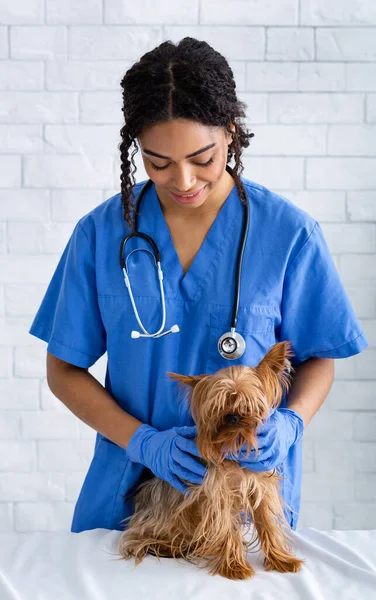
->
[264,555,304,573]
[210,560,256,580]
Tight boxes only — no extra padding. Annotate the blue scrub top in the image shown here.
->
[29,174,368,533]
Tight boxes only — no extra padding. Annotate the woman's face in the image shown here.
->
[137,118,234,213]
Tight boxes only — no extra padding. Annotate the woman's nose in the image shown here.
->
[173,167,196,191]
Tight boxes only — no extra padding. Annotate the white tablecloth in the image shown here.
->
[0,527,375,599]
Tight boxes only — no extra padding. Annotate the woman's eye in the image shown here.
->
[150,157,214,171]
[150,163,168,171]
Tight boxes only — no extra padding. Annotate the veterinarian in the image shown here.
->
[30,37,368,534]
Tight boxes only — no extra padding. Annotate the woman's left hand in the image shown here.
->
[227,408,305,472]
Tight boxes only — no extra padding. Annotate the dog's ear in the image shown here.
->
[257,341,294,375]
[255,342,295,407]
[167,372,206,388]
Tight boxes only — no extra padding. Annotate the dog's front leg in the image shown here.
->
[193,480,256,580]
[202,526,256,580]
[250,478,304,573]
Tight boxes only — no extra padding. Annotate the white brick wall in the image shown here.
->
[0,0,375,532]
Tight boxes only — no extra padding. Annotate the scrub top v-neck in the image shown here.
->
[135,177,240,302]
[29,174,368,534]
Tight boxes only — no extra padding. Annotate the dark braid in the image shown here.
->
[119,37,254,229]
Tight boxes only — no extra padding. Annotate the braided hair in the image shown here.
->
[119,37,254,229]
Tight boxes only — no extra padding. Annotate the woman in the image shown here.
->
[29,37,368,533]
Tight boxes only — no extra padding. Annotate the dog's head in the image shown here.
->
[167,341,294,464]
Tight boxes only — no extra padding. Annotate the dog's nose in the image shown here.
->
[224,414,241,425]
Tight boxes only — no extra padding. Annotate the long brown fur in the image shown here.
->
[117,341,304,580]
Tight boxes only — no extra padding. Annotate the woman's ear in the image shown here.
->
[227,123,236,145]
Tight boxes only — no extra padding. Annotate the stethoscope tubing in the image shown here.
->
[119,164,250,348]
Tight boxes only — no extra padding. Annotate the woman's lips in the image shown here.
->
[170,185,207,204]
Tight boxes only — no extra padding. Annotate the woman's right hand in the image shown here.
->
[125,424,207,494]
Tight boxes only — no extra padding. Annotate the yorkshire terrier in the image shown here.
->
[117,341,304,580]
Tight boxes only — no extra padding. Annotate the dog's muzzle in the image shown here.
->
[224,414,241,425]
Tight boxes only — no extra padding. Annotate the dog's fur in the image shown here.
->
[117,341,304,579]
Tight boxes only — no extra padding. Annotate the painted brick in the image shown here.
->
[46,61,133,91]
[347,192,376,222]
[325,380,376,411]
[267,28,314,61]
[10,26,67,60]
[0,92,78,124]
[301,0,376,26]
[15,501,74,531]
[0,441,35,472]
[0,0,44,25]
[51,190,102,221]
[0,504,13,531]
[0,157,21,187]
[339,255,376,285]
[200,0,298,25]
[46,0,102,25]
[105,0,199,25]
[354,413,376,442]
[269,93,363,124]
[242,156,304,189]
[69,26,163,61]
[306,158,376,190]
[299,63,346,91]
[315,441,376,474]
[366,95,376,123]
[164,26,265,61]
[347,64,376,91]
[44,124,119,154]
[0,473,65,502]
[0,27,8,58]
[246,62,299,91]
[24,156,114,188]
[0,62,43,91]
[37,440,95,471]
[334,503,376,529]
[275,190,346,222]
[8,222,74,254]
[320,223,376,254]
[0,379,39,410]
[249,125,326,155]
[317,28,376,62]
[328,125,376,156]
[298,503,333,529]
[5,284,51,317]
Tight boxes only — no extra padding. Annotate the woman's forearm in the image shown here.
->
[286,357,335,428]
[47,363,143,449]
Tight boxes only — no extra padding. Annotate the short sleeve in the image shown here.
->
[29,221,106,368]
[279,221,368,365]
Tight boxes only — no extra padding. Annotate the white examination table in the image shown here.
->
[0,527,375,599]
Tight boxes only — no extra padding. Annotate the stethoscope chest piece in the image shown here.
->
[218,330,246,359]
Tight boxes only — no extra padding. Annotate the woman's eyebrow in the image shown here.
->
[142,142,217,160]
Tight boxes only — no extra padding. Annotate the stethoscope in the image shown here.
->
[119,164,250,360]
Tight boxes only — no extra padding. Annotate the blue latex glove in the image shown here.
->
[126,424,207,494]
[231,408,304,472]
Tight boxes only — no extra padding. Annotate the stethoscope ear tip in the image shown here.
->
[171,324,180,333]
[131,330,141,338]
